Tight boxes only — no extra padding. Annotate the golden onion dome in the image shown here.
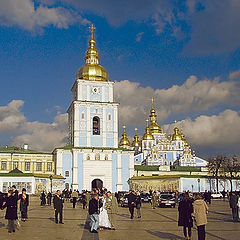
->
[76,24,109,81]
[181,133,189,146]
[119,126,130,147]
[132,128,141,148]
[143,120,154,140]
[172,127,182,141]
[149,98,162,133]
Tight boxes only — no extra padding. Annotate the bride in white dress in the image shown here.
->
[99,194,111,229]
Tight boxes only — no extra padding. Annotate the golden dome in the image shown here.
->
[76,24,109,81]
[143,120,154,140]
[172,127,182,141]
[119,126,130,147]
[132,128,141,148]
[149,98,162,134]
[181,133,189,146]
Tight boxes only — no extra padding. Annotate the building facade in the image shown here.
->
[54,26,134,192]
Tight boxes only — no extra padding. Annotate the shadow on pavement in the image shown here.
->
[146,230,185,240]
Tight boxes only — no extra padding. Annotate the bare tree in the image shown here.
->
[207,156,225,192]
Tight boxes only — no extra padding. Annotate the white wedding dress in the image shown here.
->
[99,198,111,228]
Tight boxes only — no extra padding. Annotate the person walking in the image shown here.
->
[178,193,193,240]
[47,192,52,206]
[1,190,18,233]
[86,191,90,209]
[11,185,18,199]
[40,191,46,206]
[152,191,158,209]
[135,191,142,218]
[127,190,136,219]
[192,193,208,240]
[229,191,239,222]
[105,191,118,230]
[89,194,101,233]
[53,190,64,224]
[19,188,29,221]
[72,190,78,209]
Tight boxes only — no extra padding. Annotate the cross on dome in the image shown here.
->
[89,24,96,39]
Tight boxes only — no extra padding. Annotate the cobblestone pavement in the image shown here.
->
[0,197,239,240]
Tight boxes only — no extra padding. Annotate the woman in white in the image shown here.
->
[99,193,111,229]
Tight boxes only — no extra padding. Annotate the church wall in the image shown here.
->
[77,153,83,191]
[112,154,118,192]
[62,153,72,187]
[121,154,130,190]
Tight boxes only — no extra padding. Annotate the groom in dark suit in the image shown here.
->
[53,190,64,224]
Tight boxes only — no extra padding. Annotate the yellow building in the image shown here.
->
[0,146,54,175]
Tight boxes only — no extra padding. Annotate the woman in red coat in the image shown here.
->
[2,190,18,233]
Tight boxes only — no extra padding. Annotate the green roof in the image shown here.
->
[0,147,51,155]
[170,166,202,172]
[131,175,208,180]
[134,165,159,171]
[0,172,64,179]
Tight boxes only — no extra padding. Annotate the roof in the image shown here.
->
[0,172,64,179]
[0,147,52,155]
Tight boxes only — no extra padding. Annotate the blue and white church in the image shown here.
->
[54,26,134,192]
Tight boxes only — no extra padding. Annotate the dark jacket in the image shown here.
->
[229,194,238,209]
[178,199,193,227]
[53,195,64,211]
[135,195,141,209]
[19,194,29,212]
[128,192,137,205]
[89,198,99,215]
[2,195,18,220]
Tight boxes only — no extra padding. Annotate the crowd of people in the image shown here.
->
[1,186,240,239]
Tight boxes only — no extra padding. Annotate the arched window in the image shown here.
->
[87,155,90,160]
[108,114,111,121]
[81,112,85,119]
[95,153,100,160]
[93,116,100,135]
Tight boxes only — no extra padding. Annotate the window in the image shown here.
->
[87,155,90,160]
[105,155,108,160]
[93,116,100,135]
[108,114,111,121]
[1,161,6,170]
[47,162,52,172]
[25,162,30,171]
[95,153,100,160]
[36,162,42,171]
[13,161,18,169]
[65,171,69,177]
[81,112,85,119]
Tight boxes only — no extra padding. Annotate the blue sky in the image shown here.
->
[0,0,240,157]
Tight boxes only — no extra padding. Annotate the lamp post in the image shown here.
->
[50,175,53,194]
[198,178,200,192]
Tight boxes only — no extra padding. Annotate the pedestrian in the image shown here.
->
[127,190,136,219]
[82,192,87,209]
[1,190,18,233]
[19,188,29,221]
[86,191,90,209]
[178,193,193,240]
[53,190,64,224]
[47,192,52,206]
[229,191,239,222]
[105,191,118,230]
[222,189,226,201]
[89,194,101,233]
[40,191,46,206]
[152,191,158,209]
[192,193,208,240]
[71,190,78,208]
[135,191,142,218]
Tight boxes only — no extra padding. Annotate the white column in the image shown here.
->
[73,104,80,147]
[113,106,118,148]
[56,150,63,176]
[72,150,79,190]
[109,84,113,102]
[87,85,90,101]
[102,86,105,102]
[78,82,82,100]
[102,106,106,147]
[87,105,91,147]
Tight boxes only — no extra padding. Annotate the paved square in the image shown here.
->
[0,197,240,240]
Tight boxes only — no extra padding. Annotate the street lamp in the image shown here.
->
[49,175,53,194]
[198,178,200,192]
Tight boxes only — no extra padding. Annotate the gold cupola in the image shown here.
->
[143,120,154,140]
[132,128,141,148]
[119,126,130,147]
[180,129,189,146]
[76,24,109,81]
[171,122,182,141]
[149,98,162,134]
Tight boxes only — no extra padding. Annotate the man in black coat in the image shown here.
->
[229,192,239,222]
[127,190,136,219]
[53,190,64,224]
[11,185,18,199]
[89,194,101,233]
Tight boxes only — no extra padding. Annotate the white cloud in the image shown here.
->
[163,109,240,154]
[114,75,240,127]
[229,69,240,80]
[0,0,88,31]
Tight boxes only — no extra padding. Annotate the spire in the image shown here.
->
[119,126,130,147]
[76,24,109,81]
[149,97,162,134]
[172,120,182,141]
[132,128,141,148]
